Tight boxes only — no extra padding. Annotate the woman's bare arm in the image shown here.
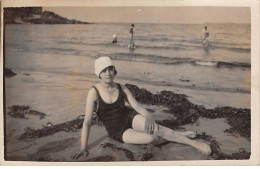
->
[80,88,96,151]
[70,87,96,159]
[121,85,157,134]
[121,85,150,117]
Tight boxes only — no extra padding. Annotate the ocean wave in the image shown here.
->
[135,36,173,42]
[193,61,218,66]
[56,40,88,45]
[111,52,194,63]
[192,61,250,68]
[217,61,251,68]
[140,45,187,50]
[119,76,250,94]
[55,38,251,53]
[109,52,251,69]
[87,40,251,53]
[209,46,251,53]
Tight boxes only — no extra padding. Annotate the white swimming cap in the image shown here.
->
[95,56,117,78]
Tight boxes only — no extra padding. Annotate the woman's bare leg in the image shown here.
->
[132,115,211,155]
[132,115,195,138]
[122,129,159,144]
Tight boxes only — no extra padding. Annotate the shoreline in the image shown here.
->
[5,83,251,161]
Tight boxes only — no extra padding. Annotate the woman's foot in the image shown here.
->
[193,140,211,156]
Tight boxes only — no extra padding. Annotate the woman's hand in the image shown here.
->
[145,114,158,135]
[70,149,89,160]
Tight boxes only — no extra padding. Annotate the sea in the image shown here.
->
[4,23,251,124]
[5,23,251,109]
[4,23,251,159]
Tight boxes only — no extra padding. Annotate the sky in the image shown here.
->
[43,7,251,24]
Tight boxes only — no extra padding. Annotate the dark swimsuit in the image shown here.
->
[92,84,138,143]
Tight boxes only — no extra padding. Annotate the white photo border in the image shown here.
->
[0,0,259,166]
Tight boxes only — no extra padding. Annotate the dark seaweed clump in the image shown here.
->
[91,113,103,126]
[18,113,102,140]
[141,149,153,161]
[19,120,83,140]
[5,68,16,78]
[8,105,46,119]
[125,84,251,140]
[100,142,135,161]
[196,132,250,160]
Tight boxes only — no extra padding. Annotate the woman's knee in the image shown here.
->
[132,115,161,134]
[132,115,146,132]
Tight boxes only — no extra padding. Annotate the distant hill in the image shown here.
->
[4,7,89,24]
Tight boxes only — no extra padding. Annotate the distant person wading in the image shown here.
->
[128,24,136,49]
[201,26,210,46]
[70,56,211,160]
[112,33,117,43]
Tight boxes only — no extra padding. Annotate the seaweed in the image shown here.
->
[100,142,135,161]
[15,84,251,160]
[18,119,84,140]
[18,114,103,140]
[125,84,251,140]
[196,132,250,160]
[8,105,46,119]
[141,149,153,161]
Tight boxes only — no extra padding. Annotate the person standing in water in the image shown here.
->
[70,56,211,160]
[129,24,135,49]
[112,33,117,43]
[201,26,210,46]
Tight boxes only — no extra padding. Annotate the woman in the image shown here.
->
[70,56,211,159]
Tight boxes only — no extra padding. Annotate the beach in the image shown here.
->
[4,23,251,161]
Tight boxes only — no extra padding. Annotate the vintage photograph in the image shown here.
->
[1,1,258,165]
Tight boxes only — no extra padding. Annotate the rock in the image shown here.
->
[4,7,90,24]
[5,68,16,78]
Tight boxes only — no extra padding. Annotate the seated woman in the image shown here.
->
[70,56,211,159]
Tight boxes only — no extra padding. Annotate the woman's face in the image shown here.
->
[99,66,116,83]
